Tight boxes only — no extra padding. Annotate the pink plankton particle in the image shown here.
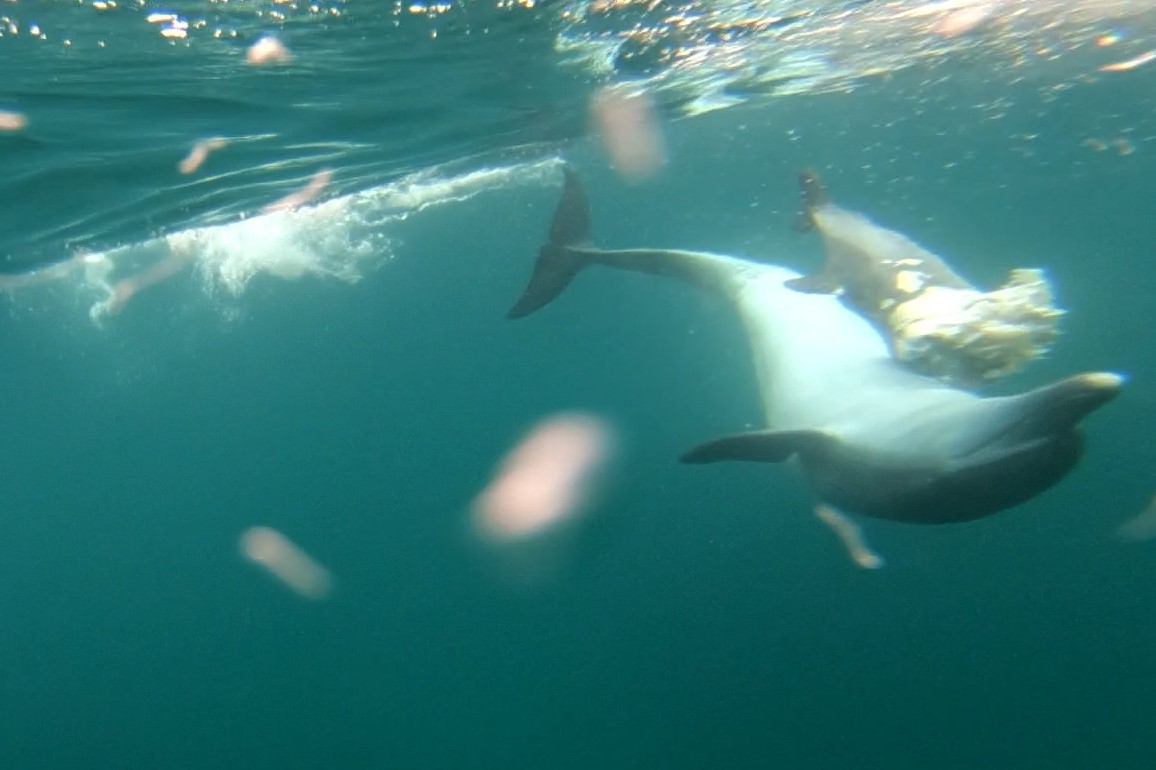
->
[473,413,616,541]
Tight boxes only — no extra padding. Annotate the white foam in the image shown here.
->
[3,156,565,323]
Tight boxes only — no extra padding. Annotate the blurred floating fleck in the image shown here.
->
[262,169,332,214]
[0,110,27,132]
[1086,136,1138,155]
[814,503,885,570]
[240,526,334,600]
[146,11,189,39]
[589,85,666,183]
[90,244,196,321]
[1111,137,1135,155]
[246,35,292,66]
[178,137,228,174]
[1099,49,1156,71]
[472,412,617,543]
[1117,495,1156,542]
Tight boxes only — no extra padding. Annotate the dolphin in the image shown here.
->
[507,168,1122,525]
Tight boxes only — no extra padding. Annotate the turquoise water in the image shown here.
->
[2,1,1155,768]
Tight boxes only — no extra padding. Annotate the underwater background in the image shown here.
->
[1,1,1154,768]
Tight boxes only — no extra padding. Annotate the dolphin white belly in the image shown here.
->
[732,265,912,430]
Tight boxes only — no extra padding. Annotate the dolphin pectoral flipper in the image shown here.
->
[784,273,842,295]
[680,429,832,464]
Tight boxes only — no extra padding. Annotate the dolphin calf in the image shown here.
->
[507,168,1122,525]
[788,168,971,329]
[788,169,1063,386]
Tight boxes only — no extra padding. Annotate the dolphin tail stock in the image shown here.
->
[507,166,592,320]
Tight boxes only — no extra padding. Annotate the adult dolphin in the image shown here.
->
[507,168,1122,525]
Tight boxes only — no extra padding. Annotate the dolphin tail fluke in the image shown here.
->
[506,244,586,319]
[509,167,747,316]
[793,168,828,232]
[547,166,590,247]
[507,167,592,319]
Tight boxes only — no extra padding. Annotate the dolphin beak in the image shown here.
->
[1012,371,1124,440]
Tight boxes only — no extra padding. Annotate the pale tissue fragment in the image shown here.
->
[240,526,333,600]
[473,413,615,542]
[179,137,228,174]
[1117,495,1156,542]
[246,36,292,66]
[0,110,27,132]
[933,4,994,37]
[590,85,666,183]
[262,169,332,214]
[0,252,103,291]
[814,503,885,570]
